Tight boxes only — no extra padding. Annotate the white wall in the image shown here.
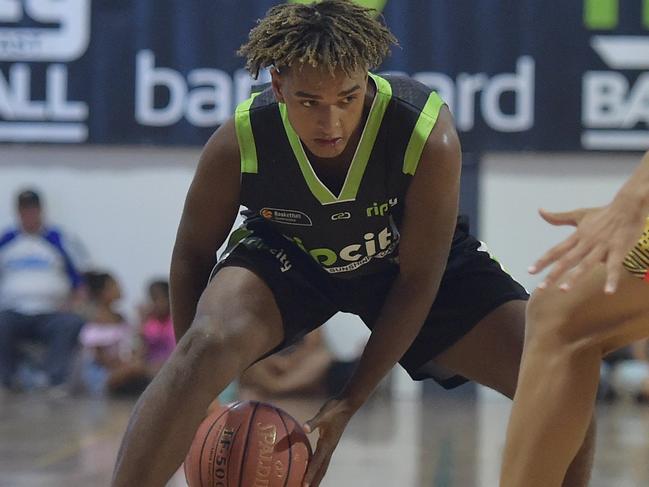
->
[0,145,202,319]
[479,152,638,291]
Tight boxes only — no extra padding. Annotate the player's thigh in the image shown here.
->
[431,299,526,398]
[189,266,285,365]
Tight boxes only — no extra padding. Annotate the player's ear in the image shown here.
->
[270,67,285,103]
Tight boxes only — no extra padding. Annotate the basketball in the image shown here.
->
[184,401,312,487]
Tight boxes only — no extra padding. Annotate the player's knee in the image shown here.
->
[178,313,275,369]
[526,291,598,354]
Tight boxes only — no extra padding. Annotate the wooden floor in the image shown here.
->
[1,385,649,487]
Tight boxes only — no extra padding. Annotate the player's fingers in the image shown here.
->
[604,251,625,294]
[530,234,579,276]
[303,412,324,434]
[559,246,606,291]
[538,208,584,227]
[539,241,589,288]
[303,438,331,486]
[308,454,332,487]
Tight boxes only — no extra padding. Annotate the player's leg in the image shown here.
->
[112,266,285,487]
[431,299,596,487]
[500,266,649,487]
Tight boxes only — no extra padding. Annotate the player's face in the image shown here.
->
[271,64,369,158]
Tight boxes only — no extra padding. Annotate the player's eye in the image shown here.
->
[301,100,317,108]
[341,96,357,104]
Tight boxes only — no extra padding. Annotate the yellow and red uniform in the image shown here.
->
[623,218,649,282]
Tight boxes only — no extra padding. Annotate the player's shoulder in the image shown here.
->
[195,118,242,183]
[377,73,442,111]
[234,84,277,114]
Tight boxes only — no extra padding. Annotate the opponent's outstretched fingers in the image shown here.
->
[604,250,625,294]
[538,208,586,227]
[531,233,579,277]
[538,240,589,288]
[559,245,606,291]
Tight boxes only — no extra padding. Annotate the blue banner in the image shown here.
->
[1,0,647,150]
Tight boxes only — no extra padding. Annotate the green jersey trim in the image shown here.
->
[235,92,261,174]
[340,73,392,200]
[402,91,444,176]
[279,72,393,205]
[279,102,336,204]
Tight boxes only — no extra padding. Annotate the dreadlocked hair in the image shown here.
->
[238,0,398,79]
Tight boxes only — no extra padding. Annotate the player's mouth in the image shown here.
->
[313,137,343,148]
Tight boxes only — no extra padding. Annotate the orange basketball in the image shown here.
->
[184,400,312,487]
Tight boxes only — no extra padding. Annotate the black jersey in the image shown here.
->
[230,73,445,279]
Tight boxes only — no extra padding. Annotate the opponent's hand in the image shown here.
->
[530,204,644,293]
[302,398,355,487]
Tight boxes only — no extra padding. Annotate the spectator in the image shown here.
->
[79,275,174,397]
[78,271,139,395]
[0,189,86,392]
[139,280,175,376]
[240,327,358,399]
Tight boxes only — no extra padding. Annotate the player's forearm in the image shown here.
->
[614,151,649,217]
[339,272,442,411]
[169,245,215,341]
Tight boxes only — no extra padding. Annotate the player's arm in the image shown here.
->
[303,107,461,487]
[532,151,649,293]
[340,105,460,408]
[170,119,241,341]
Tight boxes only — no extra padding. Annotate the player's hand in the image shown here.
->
[302,398,355,487]
[530,204,645,294]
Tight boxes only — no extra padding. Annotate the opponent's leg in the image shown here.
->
[431,299,596,487]
[500,267,649,487]
[112,267,285,487]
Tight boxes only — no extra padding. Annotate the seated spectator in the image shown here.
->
[79,271,132,393]
[239,327,357,399]
[79,275,175,397]
[139,280,175,376]
[0,189,86,393]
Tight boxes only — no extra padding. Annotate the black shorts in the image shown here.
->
[212,217,528,389]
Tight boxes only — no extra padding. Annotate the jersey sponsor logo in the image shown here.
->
[331,211,351,221]
[260,208,313,226]
[366,198,398,217]
[240,234,293,273]
[294,226,397,274]
[268,247,292,273]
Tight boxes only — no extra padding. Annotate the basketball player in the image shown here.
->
[111,2,593,486]
[500,152,649,487]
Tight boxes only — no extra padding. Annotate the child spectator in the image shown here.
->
[78,271,147,396]
[139,280,175,375]
[78,276,175,397]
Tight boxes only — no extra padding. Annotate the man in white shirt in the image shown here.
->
[0,189,86,391]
